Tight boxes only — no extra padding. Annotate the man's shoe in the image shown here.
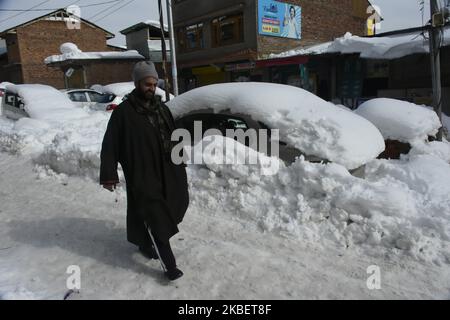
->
[139,245,158,260]
[165,268,183,281]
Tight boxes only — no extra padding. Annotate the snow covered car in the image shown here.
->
[167,82,385,175]
[63,89,119,112]
[354,98,443,159]
[0,84,86,121]
[91,82,174,106]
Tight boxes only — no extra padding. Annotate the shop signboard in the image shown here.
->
[258,0,302,40]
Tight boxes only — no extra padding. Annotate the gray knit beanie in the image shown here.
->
[132,61,159,82]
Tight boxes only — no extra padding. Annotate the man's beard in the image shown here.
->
[137,88,155,101]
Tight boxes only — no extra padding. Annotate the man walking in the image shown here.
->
[100,61,189,281]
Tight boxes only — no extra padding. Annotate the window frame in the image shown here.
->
[178,22,205,53]
[211,12,244,48]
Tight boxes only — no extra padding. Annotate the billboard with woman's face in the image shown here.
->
[258,0,302,40]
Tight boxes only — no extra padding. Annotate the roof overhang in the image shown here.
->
[120,21,168,35]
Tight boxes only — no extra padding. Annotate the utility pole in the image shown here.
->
[158,0,170,102]
[166,0,179,96]
[429,0,443,141]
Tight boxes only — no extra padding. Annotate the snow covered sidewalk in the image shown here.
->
[0,152,449,300]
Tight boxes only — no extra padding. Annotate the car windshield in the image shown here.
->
[68,92,88,102]
[88,91,115,103]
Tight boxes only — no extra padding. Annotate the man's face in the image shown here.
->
[137,77,158,100]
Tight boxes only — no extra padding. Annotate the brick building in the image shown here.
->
[172,0,372,91]
[0,9,141,89]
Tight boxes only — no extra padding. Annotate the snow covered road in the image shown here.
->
[0,152,449,300]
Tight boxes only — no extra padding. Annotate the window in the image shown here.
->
[69,92,88,102]
[178,23,204,53]
[211,13,244,47]
[209,115,249,132]
[88,92,115,103]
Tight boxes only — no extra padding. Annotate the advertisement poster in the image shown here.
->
[258,0,302,40]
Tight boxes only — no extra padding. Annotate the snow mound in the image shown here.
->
[188,135,284,178]
[188,148,450,265]
[364,155,450,262]
[0,101,110,175]
[167,82,385,170]
[409,141,450,163]
[355,98,442,144]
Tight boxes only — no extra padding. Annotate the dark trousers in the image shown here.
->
[146,224,176,271]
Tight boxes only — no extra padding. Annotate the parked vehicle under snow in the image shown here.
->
[1,84,88,121]
[354,98,444,159]
[167,82,386,172]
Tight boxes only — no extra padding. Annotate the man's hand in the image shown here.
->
[102,182,118,192]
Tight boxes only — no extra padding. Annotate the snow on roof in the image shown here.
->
[5,84,88,121]
[269,28,450,60]
[44,43,144,64]
[120,20,168,35]
[94,82,173,102]
[107,44,127,50]
[143,20,168,31]
[354,98,442,143]
[167,82,385,170]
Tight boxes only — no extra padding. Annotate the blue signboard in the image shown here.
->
[258,0,302,40]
